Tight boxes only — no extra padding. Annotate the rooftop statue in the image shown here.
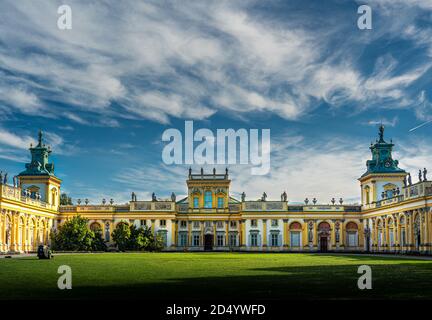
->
[378,124,385,142]
[423,168,428,181]
[241,192,246,202]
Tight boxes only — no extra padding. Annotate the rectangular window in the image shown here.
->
[180,220,187,228]
[251,220,257,227]
[389,231,394,247]
[347,232,358,247]
[217,234,224,246]
[193,234,200,246]
[193,221,200,228]
[179,233,187,246]
[205,221,212,228]
[217,197,224,208]
[217,221,224,229]
[271,233,279,246]
[229,233,237,246]
[204,191,212,208]
[159,220,166,227]
[193,197,199,208]
[250,233,258,246]
[290,232,300,247]
[230,221,237,228]
[271,219,278,227]
[141,220,146,226]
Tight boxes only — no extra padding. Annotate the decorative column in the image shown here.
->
[187,221,192,247]
[213,221,217,245]
[171,220,177,247]
[225,220,229,249]
[151,219,156,236]
[262,219,267,248]
[406,211,413,251]
[240,219,246,248]
[308,221,315,250]
[283,219,289,249]
[358,219,364,250]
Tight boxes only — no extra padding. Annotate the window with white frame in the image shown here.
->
[250,233,258,246]
[229,233,237,246]
[271,233,279,246]
[217,221,224,229]
[159,220,166,227]
[193,221,200,228]
[401,229,406,246]
[271,219,278,227]
[290,231,301,247]
[193,234,200,246]
[230,221,237,228]
[178,233,187,246]
[217,234,224,246]
[347,232,358,247]
[180,220,187,228]
[251,219,258,227]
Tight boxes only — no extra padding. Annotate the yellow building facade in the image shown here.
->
[1,127,431,254]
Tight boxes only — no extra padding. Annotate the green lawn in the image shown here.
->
[1,253,431,300]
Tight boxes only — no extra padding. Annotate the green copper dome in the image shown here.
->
[18,130,55,176]
[361,125,405,178]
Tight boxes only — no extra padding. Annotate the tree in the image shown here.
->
[92,230,107,251]
[112,223,131,251]
[51,215,106,251]
[111,223,164,252]
[60,193,73,205]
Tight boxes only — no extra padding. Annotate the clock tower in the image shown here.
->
[359,125,406,207]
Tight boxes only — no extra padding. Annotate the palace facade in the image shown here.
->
[1,127,432,254]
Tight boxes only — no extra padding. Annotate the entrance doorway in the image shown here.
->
[204,234,213,251]
[320,236,328,252]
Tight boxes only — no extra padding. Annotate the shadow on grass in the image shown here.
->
[3,262,432,300]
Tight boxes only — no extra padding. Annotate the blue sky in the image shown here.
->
[0,0,432,204]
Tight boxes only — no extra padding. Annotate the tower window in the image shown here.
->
[217,197,224,208]
[193,197,199,208]
[204,191,212,208]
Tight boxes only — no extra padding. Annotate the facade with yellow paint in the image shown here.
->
[1,127,432,254]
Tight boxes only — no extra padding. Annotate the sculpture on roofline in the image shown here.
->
[408,173,412,185]
[241,192,246,202]
[152,192,157,202]
[423,168,427,181]
[281,191,287,202]
[419,169,422,182]
[261,192,267,201]
[171,192,176,202]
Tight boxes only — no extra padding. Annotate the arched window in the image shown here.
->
[90,222,102,232]
[318,222,330,231]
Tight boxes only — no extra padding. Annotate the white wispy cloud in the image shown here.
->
[0,0,429,126]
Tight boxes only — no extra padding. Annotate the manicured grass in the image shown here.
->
[1,253,431,300]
